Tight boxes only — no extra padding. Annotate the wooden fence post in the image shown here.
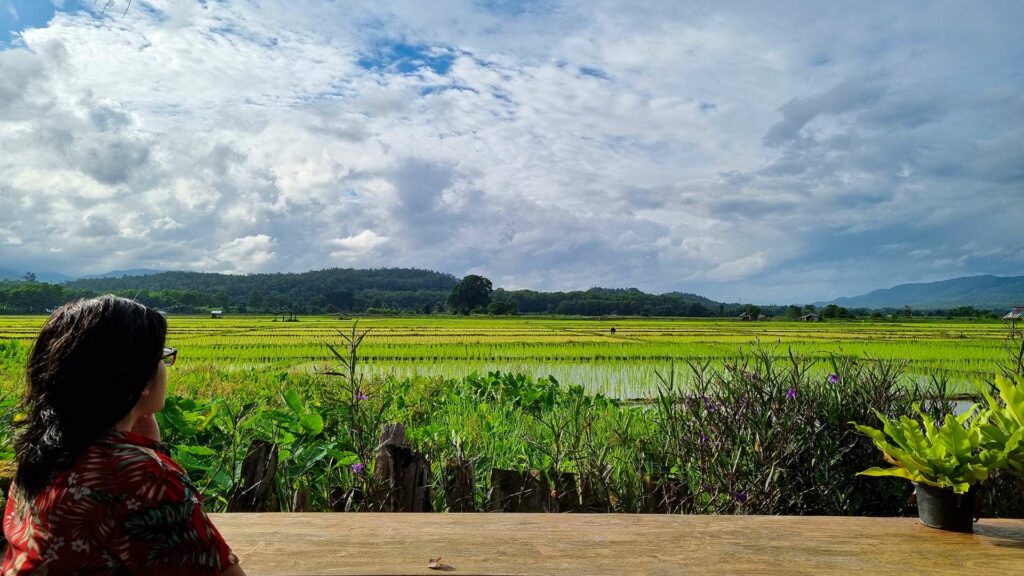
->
[329,486,362,512]
[291,488,310,512]
[579,465,613,512]
[372,423,432,512]
[521,469,548,512]
[227,439,279,512]
[444,458,476,512]
[551,471,580,512]
[641,474,685,513]
[487,468,522,512]
[487,468,550,512]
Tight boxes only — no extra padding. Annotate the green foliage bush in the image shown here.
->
[145,352,1023,515]
[1,339,1021,517]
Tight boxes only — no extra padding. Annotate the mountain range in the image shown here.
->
[0,268,164,283]
[822,275,1024,311]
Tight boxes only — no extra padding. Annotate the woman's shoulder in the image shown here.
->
[71,430,187,498]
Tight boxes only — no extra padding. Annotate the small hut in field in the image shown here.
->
[1003,305,1024,338]
[738,312,755,321]
[800,313,822,322]
[210,310,223,319]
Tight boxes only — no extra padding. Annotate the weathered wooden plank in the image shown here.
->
[226,440,279,512]
[209,514,1024,576]
[443,459,476,512]
[372,423,432,512]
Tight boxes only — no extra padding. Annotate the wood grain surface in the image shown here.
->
[208,513,1024,576]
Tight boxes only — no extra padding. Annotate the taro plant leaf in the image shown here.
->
[327,449,359,466]
[282,389,304,416]
[177,445,218,457]
[300,411,325,435]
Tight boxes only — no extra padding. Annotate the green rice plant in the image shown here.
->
[4,316,1010,398]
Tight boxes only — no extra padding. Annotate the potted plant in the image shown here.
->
[852,405,1006,532]
[978,374,1024,475]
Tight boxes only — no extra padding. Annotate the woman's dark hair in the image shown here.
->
[14,295,167,497]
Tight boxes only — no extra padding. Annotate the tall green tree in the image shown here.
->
[447,275,493,314]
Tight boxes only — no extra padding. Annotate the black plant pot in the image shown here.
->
[914,483,977,533]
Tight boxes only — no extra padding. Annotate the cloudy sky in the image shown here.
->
[0,1,1021,303]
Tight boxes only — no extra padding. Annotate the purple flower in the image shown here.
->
[351,462,366,474]
[354,391,368,401]
[734,490,748,504]
[827,374,840,385]
[700,433,710,444]
[785,388,797,401]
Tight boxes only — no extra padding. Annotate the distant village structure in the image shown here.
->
[210,310,223,319]
[1004,305,1024,338]
[801,313,822,322]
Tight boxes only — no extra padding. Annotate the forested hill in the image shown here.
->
[2,268,740,316]
[496,287,726,316]
[61,268,458,313]
[66,268,458,294]
[825,275,1024,310]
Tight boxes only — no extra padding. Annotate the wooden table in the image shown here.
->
[209,514,1024,575]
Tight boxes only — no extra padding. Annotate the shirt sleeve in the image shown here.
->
[110,459,237,575]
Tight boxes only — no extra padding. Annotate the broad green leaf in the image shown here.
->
[857,467,924,483]
[996,374,1024,427]
[281,389,304,416]
[177,445,218,457]
[327,449,359,465]
[299,411,324,435]
[938,414,971,463]
[956,403,981,426]
[912,404,937,439]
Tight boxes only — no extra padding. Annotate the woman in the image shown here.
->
[3,295,245,575]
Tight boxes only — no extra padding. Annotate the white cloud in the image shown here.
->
[329,229,389,258]
[0,1,1021,302]
[198,234,277,274]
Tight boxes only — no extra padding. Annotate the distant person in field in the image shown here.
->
[3,295,246,575]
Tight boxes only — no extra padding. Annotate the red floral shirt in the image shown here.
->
[3,430,237,575]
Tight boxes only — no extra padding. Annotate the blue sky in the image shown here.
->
[0,0,59,45]
[0,1,1021,303]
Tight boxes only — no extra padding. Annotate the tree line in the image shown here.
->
[0,268,1011,318]
[0,269,732,316]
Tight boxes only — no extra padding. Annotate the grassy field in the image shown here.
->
[0,315,1014,397]
[1,314,1021,516]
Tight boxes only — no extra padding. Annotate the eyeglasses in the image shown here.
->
[161,347,177,367]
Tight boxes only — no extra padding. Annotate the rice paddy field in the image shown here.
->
[0,315,1014,398]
